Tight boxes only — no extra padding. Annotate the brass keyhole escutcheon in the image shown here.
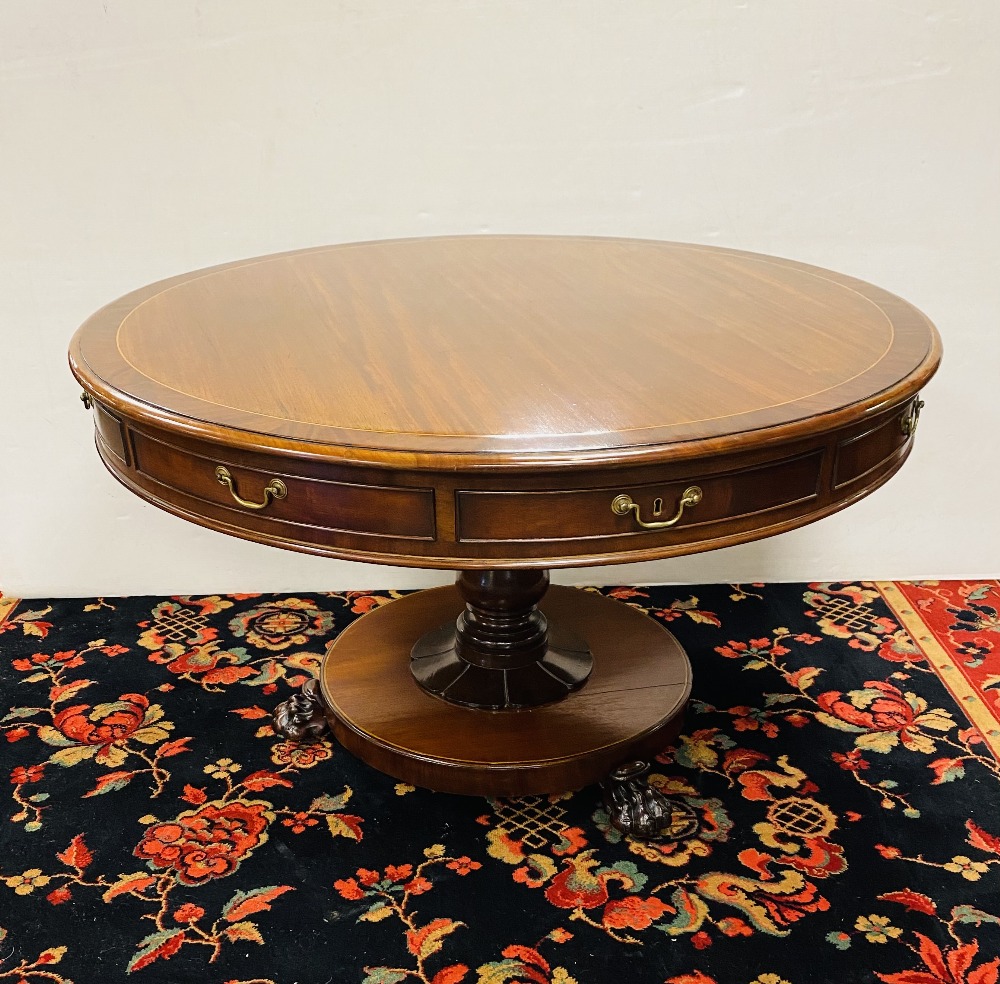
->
[611,486,703,530]
[215,466,287,511]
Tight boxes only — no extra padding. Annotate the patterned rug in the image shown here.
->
[1,582,998,984]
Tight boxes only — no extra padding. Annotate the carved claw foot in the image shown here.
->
[600,760,676,841]
[273,677,329,741]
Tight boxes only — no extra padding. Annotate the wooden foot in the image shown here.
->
[320,584,691,796]
[601,760,687,841]
[410,570,593,709]
[273,677,329,741]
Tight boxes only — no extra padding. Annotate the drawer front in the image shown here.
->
[129,431,435,540]
[833,400,914,490]
[94,403,131,468]
[456,451,823,543]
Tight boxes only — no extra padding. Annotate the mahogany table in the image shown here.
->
[69,236,941,819]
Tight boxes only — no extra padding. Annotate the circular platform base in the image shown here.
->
[321,585,692,796]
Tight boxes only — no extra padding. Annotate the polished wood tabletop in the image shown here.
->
[71,236,939,465]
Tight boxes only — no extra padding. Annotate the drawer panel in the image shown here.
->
[834,402,912,490]
[94,403,130,468]
[130,431,435,540]
[456,451,823,543]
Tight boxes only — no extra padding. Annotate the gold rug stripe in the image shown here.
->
[0,595,19,628]
[876,581,1000,759]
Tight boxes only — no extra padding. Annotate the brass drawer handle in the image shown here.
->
[215,466,287,510]
[611,486,703,530]
[900,398,925,437]
[80,391,93,410]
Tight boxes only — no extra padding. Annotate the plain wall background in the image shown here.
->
[1,0,997,598]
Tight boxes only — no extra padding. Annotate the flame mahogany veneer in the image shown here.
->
[70,237,941,796]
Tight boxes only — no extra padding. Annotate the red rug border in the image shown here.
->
[0,594,19,629]
[876,580,1000,759]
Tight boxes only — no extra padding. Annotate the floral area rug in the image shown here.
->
[1,582,999,984]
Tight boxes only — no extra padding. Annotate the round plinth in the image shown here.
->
[320,585,692,796]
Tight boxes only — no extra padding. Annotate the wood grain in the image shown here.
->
[71,236,940,468]
[71,236,941,570]
[322,584,691,796]
[88,395,923,568]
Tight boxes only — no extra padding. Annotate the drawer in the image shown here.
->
[833,399,915,490]
[129,431,435,540]
[94,403,131,468]
[456,451,823,543]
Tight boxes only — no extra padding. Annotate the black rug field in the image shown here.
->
[1,583,998,984]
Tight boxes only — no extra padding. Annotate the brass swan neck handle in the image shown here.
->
[611,486,703,530]
[215,466,287,510]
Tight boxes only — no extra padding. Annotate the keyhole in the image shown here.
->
[653,497,664,516]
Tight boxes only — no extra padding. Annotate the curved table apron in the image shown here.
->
[69,236,941,797]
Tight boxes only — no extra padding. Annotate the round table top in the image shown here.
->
[71,236,940,468]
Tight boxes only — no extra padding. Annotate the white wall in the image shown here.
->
[1,1,996,598]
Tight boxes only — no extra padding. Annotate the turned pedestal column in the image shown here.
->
[410,570,592,709]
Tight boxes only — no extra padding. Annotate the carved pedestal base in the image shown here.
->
[319,583,690,796]
[273,677,329,741]
[410,570,593,710]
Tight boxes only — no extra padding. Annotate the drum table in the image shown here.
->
[70,237,941,822]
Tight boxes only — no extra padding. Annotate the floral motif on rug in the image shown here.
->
[0,583,997,983]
